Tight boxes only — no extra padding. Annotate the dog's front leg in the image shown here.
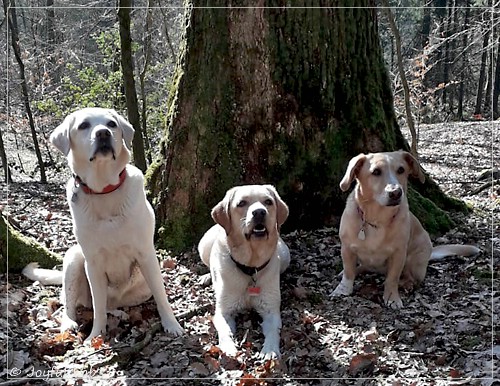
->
[139,252,184,336]
[213,310,238,356]
[84,261,108,342]
[331,244,357,297]
[260,311,282,359]
[384,251,406,309]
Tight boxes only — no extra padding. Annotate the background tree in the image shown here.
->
[118,0,147,172]
[148,0,463,252]
[4,0,46,183]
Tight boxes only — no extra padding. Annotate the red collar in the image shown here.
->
[74,169,126,195]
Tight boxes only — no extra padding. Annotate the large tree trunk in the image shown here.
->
[148,0,465,252]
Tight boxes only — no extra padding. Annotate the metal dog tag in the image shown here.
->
[358,227,366,240]
[71,191,78,203]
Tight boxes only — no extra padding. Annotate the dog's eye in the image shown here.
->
[372,168,381,176]
[264,199,273,206]
[78,121,90,130]
[397,166,405,174]
[107,120,117,128]
[237,200,247,208]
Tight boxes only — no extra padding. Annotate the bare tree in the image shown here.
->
[118,0,147,172]
[0,126,12,183]
[381,0,418,157]
[4,0,46,183]
[138,0,153,165]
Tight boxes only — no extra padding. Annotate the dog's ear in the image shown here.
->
[211,187,236,234]
[402,151,425,183]
[264,185,289,227]
[110,109,135,150]
[50,113,74,156]
[340,153,366,191]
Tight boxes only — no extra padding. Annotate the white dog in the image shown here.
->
[23,107,183,341]
[198,185,290,359]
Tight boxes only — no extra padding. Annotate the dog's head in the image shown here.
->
[50,108,135,171]
[211,184,288,243]
[340,151,425,207]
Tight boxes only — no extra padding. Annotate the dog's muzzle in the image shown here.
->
[90,128,116,161]
[386,185,403,206]
[245,207,269,240]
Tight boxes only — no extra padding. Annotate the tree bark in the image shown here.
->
[148,0,465,252]
[118,0,147,172]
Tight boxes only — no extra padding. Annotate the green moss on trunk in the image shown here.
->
[1,215,62,273]
[407,187,455,236]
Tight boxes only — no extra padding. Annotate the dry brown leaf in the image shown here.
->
[90,335,105,349]
[204,354,220,371]
[348,353,377,376]
[161,258,176,270]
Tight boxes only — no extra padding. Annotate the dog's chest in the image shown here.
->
[101,249,141,287]
[70,191,141,240]
[350,227,396,268]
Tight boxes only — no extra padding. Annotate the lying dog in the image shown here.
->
[198,185,290,359]
[331,150,479,308]
[23,107,183,341]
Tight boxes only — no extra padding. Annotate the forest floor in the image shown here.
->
[1,119,499,385]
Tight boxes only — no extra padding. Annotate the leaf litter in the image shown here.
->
[1,120,498,385]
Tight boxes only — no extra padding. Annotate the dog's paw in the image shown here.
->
[260,343,281,360]
[162,319,184,336]
[384,293,403,309]
[330,279,353,297]
[219,339,238,357]
[199,273,212,287]
[60,315,79,333]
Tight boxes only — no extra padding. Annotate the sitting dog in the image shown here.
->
[23,107,183,341]
[331,151,479,308]
[198,185,290,359]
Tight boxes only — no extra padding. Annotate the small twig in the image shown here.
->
[11,196,34,214]
[470,178,500,195]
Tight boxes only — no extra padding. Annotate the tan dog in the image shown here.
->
[23,107,183,341]
[331,151,479,308]
[198,185,290,359]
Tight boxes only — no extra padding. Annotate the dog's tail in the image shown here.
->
[22,262,63,285]
[430,245,480,261]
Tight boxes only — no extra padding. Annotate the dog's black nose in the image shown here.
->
[388,187,402,201]
[96,128,111,139]
[252,208,267,221]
